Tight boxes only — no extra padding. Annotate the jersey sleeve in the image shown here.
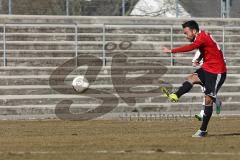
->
[171,35,204,53]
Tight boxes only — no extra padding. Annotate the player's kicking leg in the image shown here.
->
[161,87,179,102]
[162,72,201,102]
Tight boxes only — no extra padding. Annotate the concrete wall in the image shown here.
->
[230,0,240,18]
[179,0,239,18]
[0,0,138,16]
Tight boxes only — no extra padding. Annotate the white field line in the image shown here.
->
[0,150,240,156]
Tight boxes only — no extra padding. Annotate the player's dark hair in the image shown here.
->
[182,20,199,32]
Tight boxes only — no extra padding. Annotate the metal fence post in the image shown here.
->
[122,0,125,16]
[75,24,78,66]
[3,24,6,67]
[8,0,12,15]
[222,26,225,54]
[221,0,231,18]
[226,0,230,18]
[175,0,179,18]
[221,0,224,18]
[65,0,69,16]
[170,25,174,66]
[102,24,106,66]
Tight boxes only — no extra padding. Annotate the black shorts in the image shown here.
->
[194,68,226,98]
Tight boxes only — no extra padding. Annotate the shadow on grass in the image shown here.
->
[209,133,240,137]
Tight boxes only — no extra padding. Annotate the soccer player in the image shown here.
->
[162,20,227,137]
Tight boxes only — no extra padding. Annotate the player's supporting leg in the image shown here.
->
[192,95,213,137]
[195,97,222,121]
[195,96,222,121]
[200,95,213,131]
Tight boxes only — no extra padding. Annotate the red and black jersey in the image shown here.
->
[171,30,227,74]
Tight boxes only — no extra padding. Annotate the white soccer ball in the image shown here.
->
[72,75,89,93]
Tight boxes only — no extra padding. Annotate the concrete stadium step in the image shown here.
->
[0,102,237,117]
[0,84,238,95]
[0,57,177,67]
[0,101,239,116]
[0,50,240,58]
[4,25,103,34]
[0,50,96,57]
[0,41,239,51]
[0,66,239,75]
[0,33,182,42]
[4,25,237,35]
[1,56,240,67]
[0,74,238,85]
[105,27,240,35]
[2,16,240,26]
[0,94,161,106]
[0,92,238,105]
[4,26,76,33]
[0,93,239,113]
[1,33,239,43]
[0,57,189,67]
[151,92,240,104]
[0,41,174,50]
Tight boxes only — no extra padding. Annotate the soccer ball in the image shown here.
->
[72,75,89,93]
